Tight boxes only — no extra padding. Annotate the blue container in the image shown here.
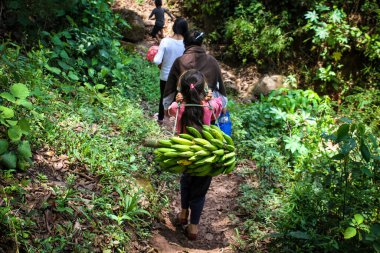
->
[218,111,232,136]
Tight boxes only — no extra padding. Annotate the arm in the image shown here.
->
[149,9,155,19]
[168,102,179,117]
[163,59,180,110]
[210,97,223,120]
[153,39,166,65]
[164,8,174,21]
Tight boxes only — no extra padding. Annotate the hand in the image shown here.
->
[176,92,183,103]
[205,90,213,101]
[222,107,227,114]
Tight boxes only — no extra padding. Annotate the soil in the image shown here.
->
[113,1,256,252]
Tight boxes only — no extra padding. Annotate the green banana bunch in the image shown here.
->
[153,125,236,176]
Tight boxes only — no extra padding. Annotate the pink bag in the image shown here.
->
[146,45,159,62]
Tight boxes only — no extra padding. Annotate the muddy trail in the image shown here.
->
[112,0,255,252]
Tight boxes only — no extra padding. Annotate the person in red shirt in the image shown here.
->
[168,69,222,240]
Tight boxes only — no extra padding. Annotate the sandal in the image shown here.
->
[185,226,197,241]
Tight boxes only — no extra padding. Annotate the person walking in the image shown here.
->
[149,0,174,43]
[167,69,223,240]
[153,17,188,124]
[163,30,228,116]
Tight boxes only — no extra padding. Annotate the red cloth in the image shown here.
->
[146,45,159,62]
[168,97,223,134]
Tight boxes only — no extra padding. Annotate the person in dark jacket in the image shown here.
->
[163,31,228,115]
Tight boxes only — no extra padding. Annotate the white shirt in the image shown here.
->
[153,37,185,81]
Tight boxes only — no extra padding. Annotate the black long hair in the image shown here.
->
[178,69,207,133]
[172,17,189,39]
[184,30,205,48]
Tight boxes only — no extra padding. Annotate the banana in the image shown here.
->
[204,144,218,151]
[195,150,211,156]
[224,161,236,174]
[193,138,211,146]
[190,163,212,174]
[179,133,194,140]
[213,149,225,156]
[208,166,225,176]
[222,132,234,146]
[193,166,213,176]
[163,158,178,166]
[164,151,182,158]
[171,144,192,152]
[190,145,204,151]
[202,125,211,131]
[170,136,194,146]
[202,130,214,142]
[179,151,195,158]
[210,129,224,142]
[225,144,235,152]
[210,139,224,148]
[221,152,236,161]
[186,126,203,138]
[210,124,222,132]
[188,155,199,161]
[194,156,213,165]
[157,148,176,153]
[154,149,163,155]
[223,156,236,166]
[167,165,186,173]
[159,139,173,147]
[204,155,218,163]
[177,159,192,166]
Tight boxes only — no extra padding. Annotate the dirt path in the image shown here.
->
[112,1,251,252]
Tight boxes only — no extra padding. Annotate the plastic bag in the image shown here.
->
[218,110,232,136]
[146,45,159,62]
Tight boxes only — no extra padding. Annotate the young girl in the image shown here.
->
[168,69,223,240]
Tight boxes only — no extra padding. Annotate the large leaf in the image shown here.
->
[0,92,16,103]
[343,227,357,239]
[360,142,371,162]
[354,214,364,225]
[1,152,17,169]
[0,139,9,154]
[336,124,349,143]
[18,141,32,158]
[0,106,15,119]
[15,99,33,109]
[18,119,30,135]
[10,83,30,99]
[8,125,22,141]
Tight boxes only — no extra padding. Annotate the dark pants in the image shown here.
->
[151,24,163,38]
[180,173,212,225]
[158,80,166,121]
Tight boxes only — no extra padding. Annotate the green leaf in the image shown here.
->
[18,141,32,158]
[59,50,69,59]
[343,227,357,239]
[289,231,310,240]
[1,152,17,169]
[10,83,30,99]
[0,106,15,119]
[0,92,16,102]
[15,99,33,109]
[336,124,349,142]
[360,142,371,162]
[8,125,22,141]
[6,120,18,126]
[0,139,9,154]
[45,64,61,75]
[18,119,30,135]
[68,71,79,81]
[354,214,364,225]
